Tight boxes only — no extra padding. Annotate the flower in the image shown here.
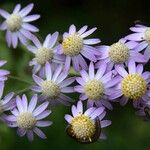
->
[0,3,40,48]
[74,62,121,110]
[125,24,150,61]
[28,33,65,74]
[59,24,101,71]
[32,62,75,106]
[6,94,52,141]
[0,60,10,81]
[96,38,147,70]
[64,101,111,143]
[112,59,150,107]
[0,81,15,121]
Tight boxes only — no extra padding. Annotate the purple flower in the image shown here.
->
[0,60,10,81]
[0,3,40,48]
[96,38,147,70]
[125,24,150,61]
[0,81,15,121]
[64,101,111,143]
[6,94,52,141]
[58,24,101,71]
[28,33,65,74]
[74,62,121,110]
[112,59,150,107]
[32,62,75,106]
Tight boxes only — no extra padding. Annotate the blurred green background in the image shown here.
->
[0,0,150,150]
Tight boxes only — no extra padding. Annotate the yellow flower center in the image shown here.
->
[70,115,96,141]
[84,79,104,100]
[62,33,83,56]
[41,80,60,99]
[121,74,147,100]
[6,14,22,32]
[35,47,54,65]
[17,112,36,129]
[109,42,130,64]
[144,29,150,43]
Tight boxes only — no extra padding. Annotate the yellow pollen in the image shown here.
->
[35,47,54,65]
[144,29,150,43]
[17,112,36,129]
[121,74,147,100]
[62,33,83,56]
[109,42,130,64]
[6,14,22,32]
[70,115,96,141]
[84,79,104,100]
[41,80,60,99]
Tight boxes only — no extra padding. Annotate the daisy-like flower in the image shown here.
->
[0,81,15,121]
[96,38,147,70]
[125,24,150,61]
[74,62,121,110]
[32,62,75,106]
[0,3,40,48]
[59,24,101,71]
[0,60,10,81]
[28,33,65,74]
[112,60,150,106]
[65,101,111,143]
[6,94,52,141]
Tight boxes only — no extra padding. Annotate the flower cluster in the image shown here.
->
[0,3,150,143]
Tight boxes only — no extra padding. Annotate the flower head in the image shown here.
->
[96,38,147,70]
[6,94,52,141]
[65,101,111,143]
[32,62,75,106]
[112,60,150,107]
[125,24,150,61]
[0,60,10,81]
[28,33,65,74]
[0,3,40,48]
[74,62,121,110]
[59,24,101,71]
[0,81,15,121]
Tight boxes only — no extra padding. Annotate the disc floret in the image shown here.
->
[35,47,54,65]
[62,33,83,56]
[109,42,130,64]
[6,13,22,32]
[17,112,36,129]
[84,79,104,100]
[41,80,60,99]
[121,74,147,100]
[144,28,150,43]
[70,114,96,141]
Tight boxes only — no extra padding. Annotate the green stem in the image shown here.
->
[9,75,33,85]
[15,86,31,95]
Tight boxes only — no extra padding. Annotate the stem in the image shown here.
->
[15,86,31,95]
[9,75,33,85]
